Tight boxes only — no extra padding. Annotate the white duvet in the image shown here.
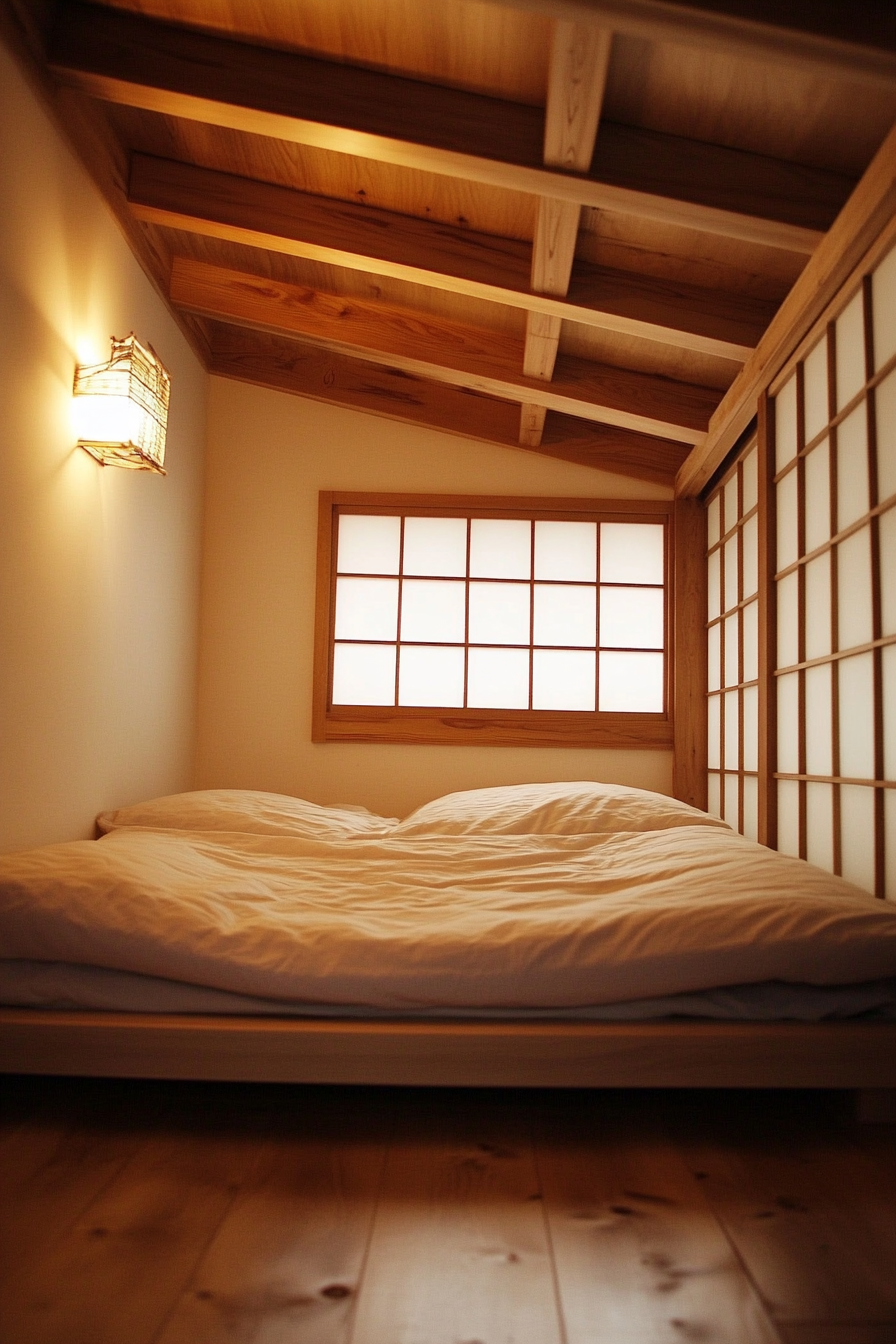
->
[2,806,895,1011]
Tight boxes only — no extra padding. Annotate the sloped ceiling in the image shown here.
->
[5,0,896,488]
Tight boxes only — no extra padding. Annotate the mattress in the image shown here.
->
[2,782,895,1018]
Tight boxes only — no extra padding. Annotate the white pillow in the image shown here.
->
[96,789,398,839]
[394,781,729,838]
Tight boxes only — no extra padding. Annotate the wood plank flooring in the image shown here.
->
[1,1079,893,1344]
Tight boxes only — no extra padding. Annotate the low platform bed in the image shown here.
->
[2,783,895,1101]
[3,1009,896,1093]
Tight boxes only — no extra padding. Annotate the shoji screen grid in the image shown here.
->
[706,440,760,839]
[771,243,896,899]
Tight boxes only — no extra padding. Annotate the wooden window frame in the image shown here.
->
[313,492,678,749]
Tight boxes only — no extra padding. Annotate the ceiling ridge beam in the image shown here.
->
[128,154,762,359]
[170,256,719,443]
[49,1,841,252]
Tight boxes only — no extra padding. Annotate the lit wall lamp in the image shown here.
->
[73,334,170,473]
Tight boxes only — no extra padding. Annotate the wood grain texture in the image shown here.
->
[519,402,548,447]
[522,310,563,380]
[2,1011,896,1088]
[173,257,721,439]
[537,1097,779,1343]
[128,155,764,359]
[544,20,611,171]
[49,1,841,249]
[206,326,688,485]
[677,124,896,495]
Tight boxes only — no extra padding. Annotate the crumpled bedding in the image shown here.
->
[1,823,895,1011]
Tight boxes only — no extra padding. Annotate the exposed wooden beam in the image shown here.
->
[521,20,611,446]
[128,154,764,360]
[49,2,846,251]
[206,324,688,487]
[677,120,896,496]
[171,257,719,442]
[460,0,896,85]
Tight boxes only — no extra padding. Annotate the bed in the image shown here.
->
[1,782,895,1098]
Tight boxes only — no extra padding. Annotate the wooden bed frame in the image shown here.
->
[3,1010,895,1103]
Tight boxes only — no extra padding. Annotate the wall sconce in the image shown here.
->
[73,334,170,473]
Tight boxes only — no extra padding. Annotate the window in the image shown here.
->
[313,494,673,747]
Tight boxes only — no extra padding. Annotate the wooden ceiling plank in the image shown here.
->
[49,1,838,251]
[677,119,896,496]
[171,256,718,442]
[129,154,759,360]
[206,325,684,486]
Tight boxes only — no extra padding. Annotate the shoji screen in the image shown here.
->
[770,240,896,898]
[706,439,760,838]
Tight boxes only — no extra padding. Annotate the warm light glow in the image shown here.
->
[73,334,170,472]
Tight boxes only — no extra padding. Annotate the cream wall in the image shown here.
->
[0,41,207,852]
[196,378,674,819]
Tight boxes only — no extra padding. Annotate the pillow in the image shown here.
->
[96,789,398,839]
[394,781,730,838]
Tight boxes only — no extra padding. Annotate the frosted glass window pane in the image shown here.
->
[708,621,721,692]
[742,515,758,598]
[707,771,721,818]
[777,672,800,774]
[839,652,876,779]
[724,473,739,536]
[776,375,798,470]
[469,519,531,579]
[777,467,798,570]
[708,693,721,768]
[535,584,597,648]
[806,783,834,874]
[836,289,866,411]
[398,645,464,707]
[777,571,800,669]
[883,507,896,637]
[468,582,529,645]
[337,514,400,574]
[402,517,467,577]
[467,647,529,708]
[534,521,596,581]
[743,684,758,772]
[600,523,664,584]
[533,650,595,710]
[599,651,664,712]
[707,494,720,547]
[805,664,833,777]
[708,549,721,620]
[724,535,739,611]
[804,336,829,443]
[876,369,896,504]
[400,579,465,643]
[332,643,395,705]
[840,785,876,894]
[742,446,758,515]
[837,526,873,650]
[742,775,758,841]
[804,438,830,553]
[883,643,896,779]
[836,406,869,531]
[804,553,832,661]
[872,243,896,373]
[724,690,739,769]
[724,773,739,828]
[886,790,896,904]
[724,613,739,687]
[743,600,758,682]
[599,587,663,650]
[334,577,399,640]
[777,780,801,858]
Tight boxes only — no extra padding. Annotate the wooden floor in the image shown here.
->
[0,1078,894,1344]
